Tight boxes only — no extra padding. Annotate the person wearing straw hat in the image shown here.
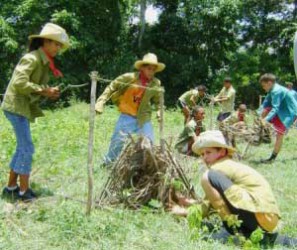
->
[1,23,70,202]
[171,130,288,247]
[95,53,165,165]
[258,74,297,163]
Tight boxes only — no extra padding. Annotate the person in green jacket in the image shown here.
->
[171,130,284,246]
[178,85,208,124]
[175,106,205,155]
[213,77,236,122]
[95,53,165,165]
[1,23,70,202]
[171,130,297,247]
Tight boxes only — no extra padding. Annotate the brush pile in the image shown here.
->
[220,117,275,146]
[98,136,197,209]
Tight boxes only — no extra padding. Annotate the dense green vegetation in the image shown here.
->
[0,103,296,249]
[0,0,296,107]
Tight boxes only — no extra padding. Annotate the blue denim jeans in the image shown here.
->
[104,114,154,164]
[4,111,34,175]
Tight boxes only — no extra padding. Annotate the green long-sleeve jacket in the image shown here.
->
[95,72,163,126]
[1,48,50,121]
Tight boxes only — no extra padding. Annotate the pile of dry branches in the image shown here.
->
[98,137,197,209]
[220,117,275,146]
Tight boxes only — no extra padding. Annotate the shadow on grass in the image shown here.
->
[1,183,54,204]
[1,194,19,204]
[31,182,54,198]
[248,159,272,165]
[249,156,297,167]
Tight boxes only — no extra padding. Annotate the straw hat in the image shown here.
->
[29,23,70,51]
[134,53,165,72]
[192,130,236,156]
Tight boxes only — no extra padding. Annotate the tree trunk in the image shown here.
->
[138,0,147,51]
[293,0,297,21]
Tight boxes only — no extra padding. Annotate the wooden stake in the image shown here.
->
[86,71,98,215]
[210,95,214,130]
[159,88,165,153]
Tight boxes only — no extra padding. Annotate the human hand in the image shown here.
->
[95,103,104,114]
[38,87,60,100]
[169,205,188,217]
[260,118,268,127]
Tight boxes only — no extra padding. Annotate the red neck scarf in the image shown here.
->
[140,71,149,87]
[238,112,245,122]
[42,48,63,78]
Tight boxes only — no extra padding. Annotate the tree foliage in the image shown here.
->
[0,0,296,108]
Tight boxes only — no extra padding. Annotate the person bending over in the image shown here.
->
[175,106,205,156]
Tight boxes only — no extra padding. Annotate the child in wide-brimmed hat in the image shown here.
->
[171,130,288,247]
[95,53,165,165]
[1,23,70,202]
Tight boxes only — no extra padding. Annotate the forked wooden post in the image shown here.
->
[86,71,98,215]
[159,88,165,153]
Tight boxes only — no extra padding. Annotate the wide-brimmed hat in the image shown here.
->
[134,53,165,72]
[29,23,70,51]
[192,130,236,156]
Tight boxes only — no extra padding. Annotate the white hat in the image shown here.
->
[29,23,70,51]
[134,53,165,72]
[192,130,236,156]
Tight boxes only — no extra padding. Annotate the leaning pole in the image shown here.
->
[293,32,297,77]
[86,71,98,215]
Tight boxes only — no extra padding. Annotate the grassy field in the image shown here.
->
[0,102,296,250]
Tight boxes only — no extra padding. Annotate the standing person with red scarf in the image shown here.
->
[1,23,70,202]
[95,53,165,166]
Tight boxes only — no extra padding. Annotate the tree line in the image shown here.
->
[0,0,296,108]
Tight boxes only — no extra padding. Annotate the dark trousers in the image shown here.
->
[207,170,259,238]
[217,112,231,122]
[207,171,297,247]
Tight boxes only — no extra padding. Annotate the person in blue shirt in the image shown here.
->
[286,82,297,101]
[259,74,297,163]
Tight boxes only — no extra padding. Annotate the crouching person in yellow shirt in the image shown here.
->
[172,130,297,248]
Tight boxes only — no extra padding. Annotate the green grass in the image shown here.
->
[0,102,296,250]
